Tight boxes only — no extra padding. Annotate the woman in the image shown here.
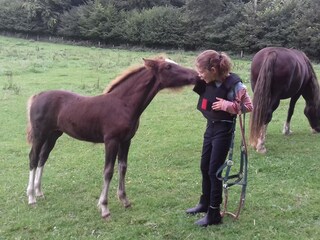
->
[187,50,253,227]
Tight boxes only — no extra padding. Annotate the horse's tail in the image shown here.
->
[26,95,36,144]
[249,51,277,147]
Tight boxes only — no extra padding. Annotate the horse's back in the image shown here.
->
[251,47,305,81]
[251,47,311,98]
[30,90,82,116]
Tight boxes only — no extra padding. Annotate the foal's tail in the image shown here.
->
[26,95,36,144]
[249,51,277,147]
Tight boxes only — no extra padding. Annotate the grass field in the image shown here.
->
[0,36,319,240]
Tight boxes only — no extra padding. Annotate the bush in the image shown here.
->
[131,6,186,48]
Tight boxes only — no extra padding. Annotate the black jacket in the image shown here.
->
[193,73,241,121]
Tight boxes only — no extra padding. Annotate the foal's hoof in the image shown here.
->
[28,196,37,205]
[282,129,292,135]
[35,191,45,198]
[124,201,131,208]
[102,213,111,221]
[28,202,37,208]
[118,195,131,208]
[256,147,267,154]
[98,204,111,221]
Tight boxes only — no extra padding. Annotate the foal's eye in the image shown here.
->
[165,64,172,70]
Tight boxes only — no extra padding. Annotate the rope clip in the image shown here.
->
[227,160,233,166]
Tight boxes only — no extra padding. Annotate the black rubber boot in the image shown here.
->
[186,196,208,215]
[186,203,208,215]
[195,206,222,227]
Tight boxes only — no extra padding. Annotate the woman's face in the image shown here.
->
[196,65,217,83]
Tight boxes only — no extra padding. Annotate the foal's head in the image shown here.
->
[143,57,199,89]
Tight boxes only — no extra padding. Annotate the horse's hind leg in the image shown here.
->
[256,124,268,154]
[27,138,46,205]
[283,95,300,135]
[117,140,131,208]
[256,99,280,153]
[34,131,63,198]
[98,139,119,219]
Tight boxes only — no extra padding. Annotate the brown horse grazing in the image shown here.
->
[26,57,199,219]
[249,47,320,153]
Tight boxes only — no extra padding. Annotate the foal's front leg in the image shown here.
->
[98,140,119,219]
[117,140,131,208]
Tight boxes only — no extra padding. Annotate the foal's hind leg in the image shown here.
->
[27,139,46,205]
[283,95,300,135]
[34,131,63,198]
[117,140,131,208]
[98,139,119,219]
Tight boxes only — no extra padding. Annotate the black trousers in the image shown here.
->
[199,120,233,207]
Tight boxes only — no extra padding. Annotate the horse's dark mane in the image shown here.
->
[305,56,320,107]
[103,65,145,94]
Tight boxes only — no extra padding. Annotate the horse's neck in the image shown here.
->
[304,57,320,107]
[108,70,160,116]
[306,75,320,108]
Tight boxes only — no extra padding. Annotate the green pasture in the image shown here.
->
[0,36,319,240]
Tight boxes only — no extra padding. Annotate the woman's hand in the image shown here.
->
[212,97,224,111]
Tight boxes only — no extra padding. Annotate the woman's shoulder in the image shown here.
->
[229,72,241,81]
[224,73,242,89]
[234,82,247,92]
[228,73,247,89]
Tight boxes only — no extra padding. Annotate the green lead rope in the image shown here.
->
[216,114,247,187]
[216,113,248,219]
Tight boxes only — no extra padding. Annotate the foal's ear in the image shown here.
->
[143,58,157,70]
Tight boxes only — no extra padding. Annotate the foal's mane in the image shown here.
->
[103,65,145,94]
[103,56,168,94]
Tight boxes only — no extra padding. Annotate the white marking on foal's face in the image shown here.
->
[165,58,178,65]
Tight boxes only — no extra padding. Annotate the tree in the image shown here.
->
[22,0,87,33]
[57,4,86,38]
[183,0,249,50]
[228,0,305,54]
[290,0,320,59]
[138,6,186,48]
[1,0,320,57]
[98,0,186,11]
[0,0,35,32]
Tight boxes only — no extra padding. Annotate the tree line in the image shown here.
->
[0,0,319,60]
